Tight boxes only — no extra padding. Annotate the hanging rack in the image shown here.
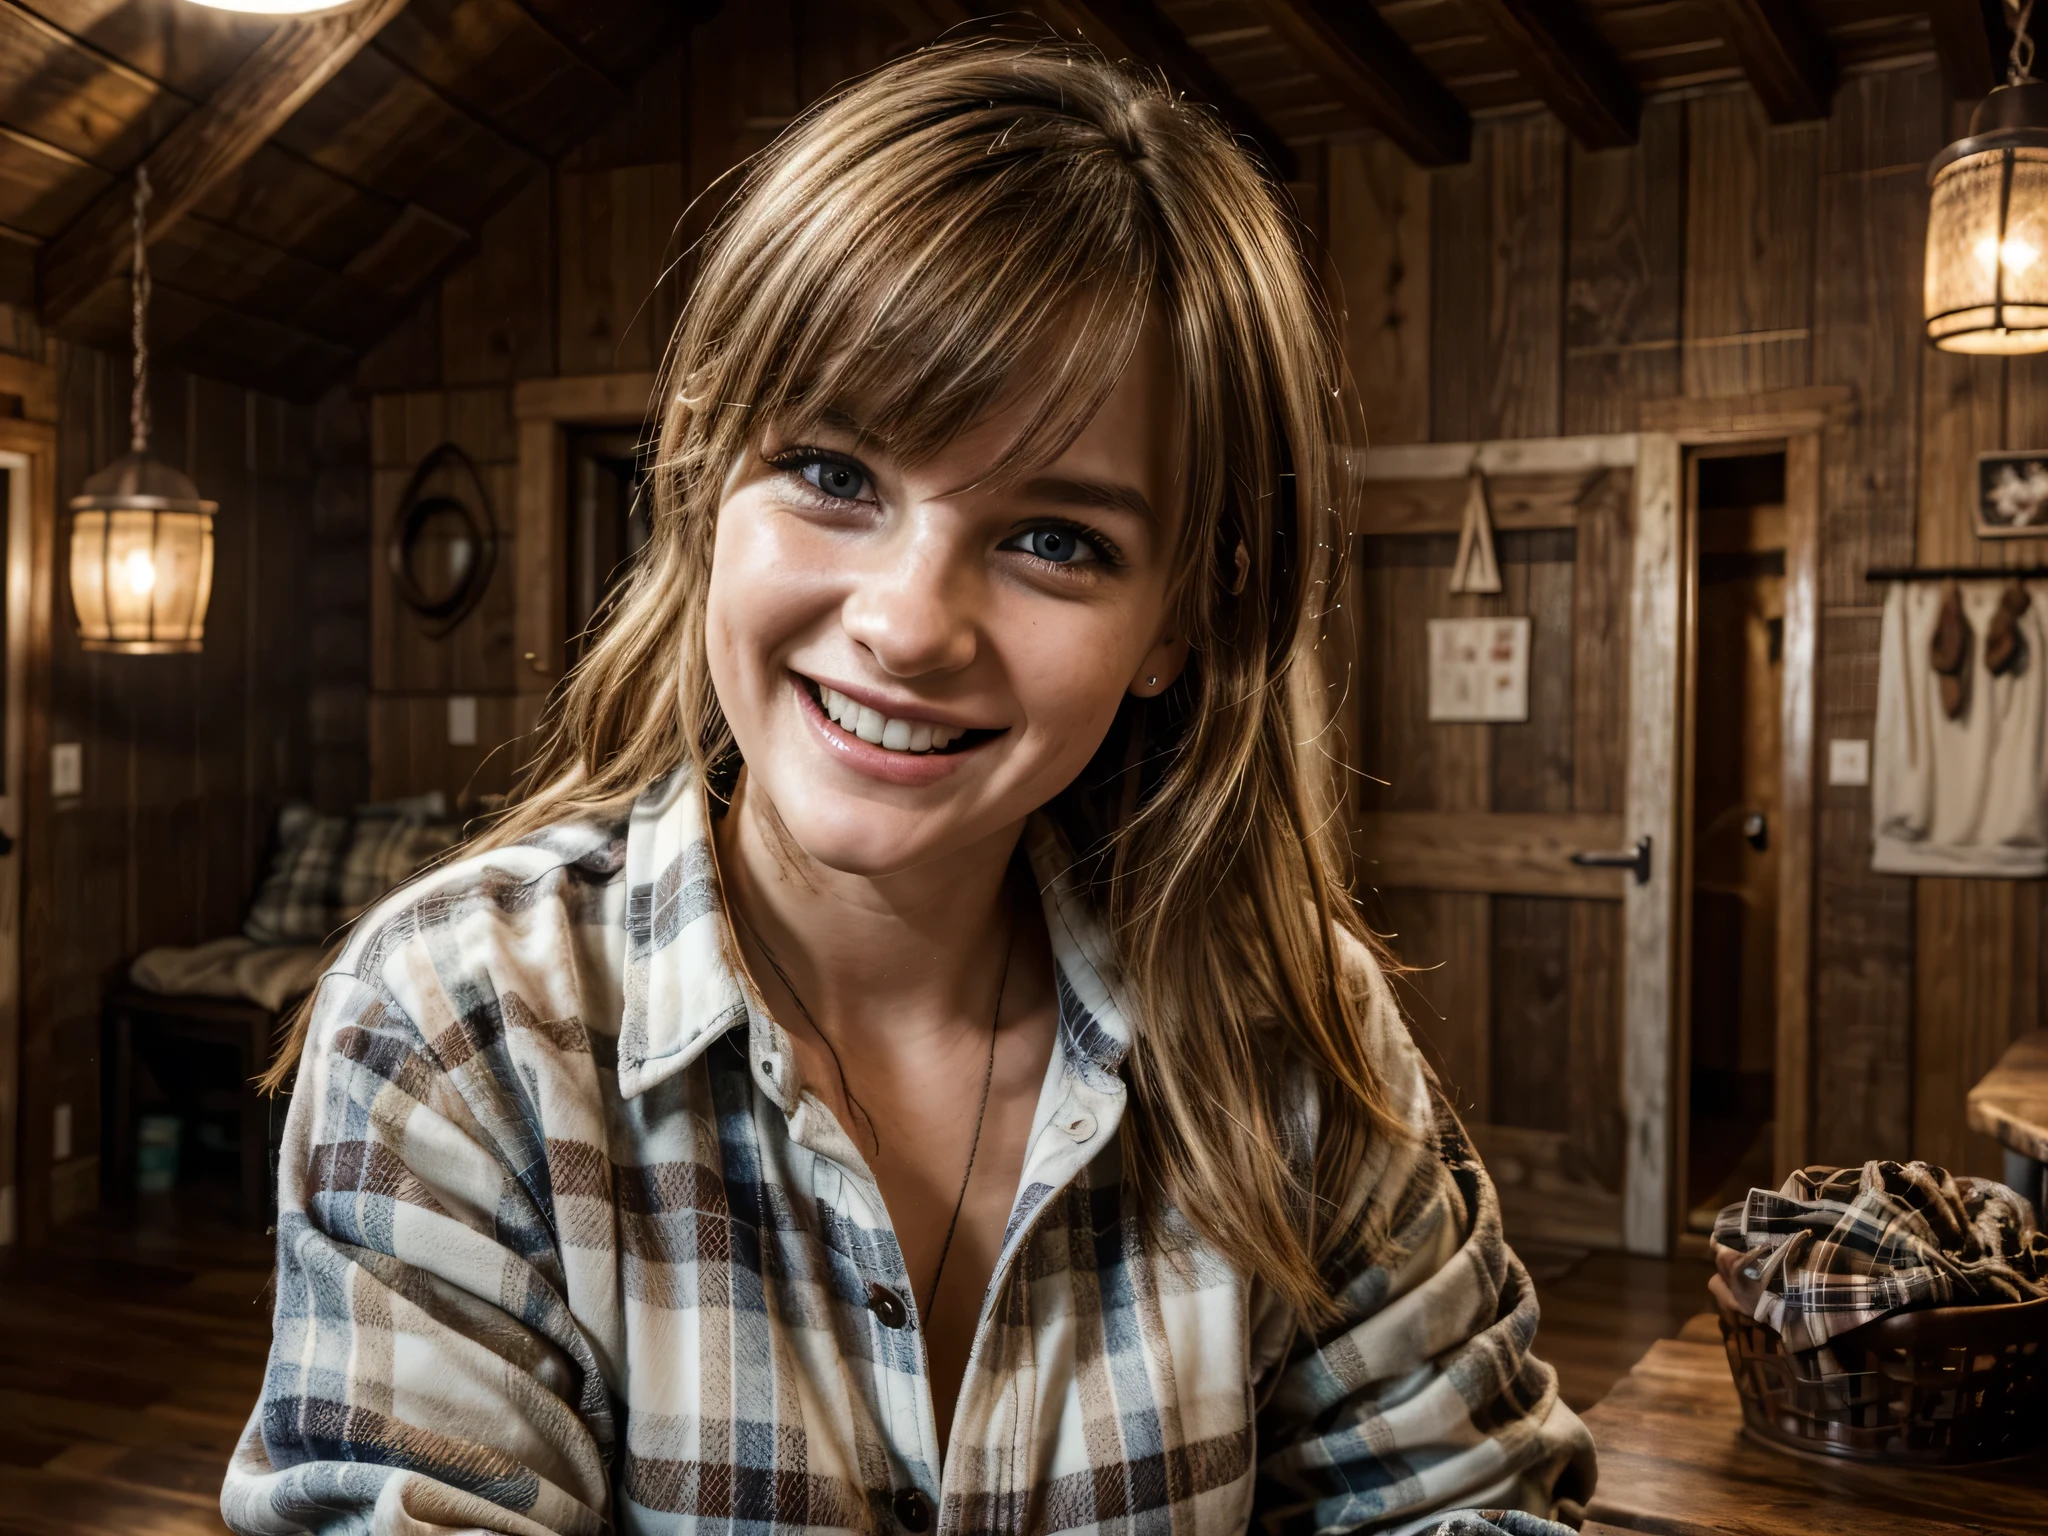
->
[1866,565,2048,581]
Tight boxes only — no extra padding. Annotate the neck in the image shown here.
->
[714,772,1023,1047]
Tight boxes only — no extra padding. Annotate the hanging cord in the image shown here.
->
[2012,0,2037,85]
[129,166,152,456]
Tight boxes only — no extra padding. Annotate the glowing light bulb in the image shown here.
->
[124,549,156,597]
[1976,234,2041,274]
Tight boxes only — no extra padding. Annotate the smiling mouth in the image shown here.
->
[800,677,1002,756]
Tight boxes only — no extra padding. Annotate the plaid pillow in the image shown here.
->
[243,796,463,945]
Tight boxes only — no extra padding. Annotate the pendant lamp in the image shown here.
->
[179,0,363,13]
[1926,1,2048,353]
[68,168,216,655]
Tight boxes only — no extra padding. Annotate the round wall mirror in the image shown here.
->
[388,443,498,637]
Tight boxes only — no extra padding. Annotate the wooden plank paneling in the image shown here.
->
[1485,114,1568,440]
[1571,466,1634,1190]
[1813,609,1912,1165]
[366,691,538,804]
[1356,469,1595,536]
[37,0,412,328]
[1814,70,1938,607]
[1774,432,1821,1177]
[1493,896,1576,1132]
[557,160,685,378]
[1565,99,1684,434]
[1355,812,1626,898]
[1682,90,1821,398]
[372,0,624,160]
[1914,880,2029,1175]
[0,4,188,168]
[1624,434,1684,1253]
[1470,1123,1624,1249]
[441,175,553,386]
[1326,134,1430,447]
[1494,529,1576,813]
[23,342,321,1238]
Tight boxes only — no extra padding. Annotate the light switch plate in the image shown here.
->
[51,742,82,797]
[1828,738,1871,787]
[447,695,478,747]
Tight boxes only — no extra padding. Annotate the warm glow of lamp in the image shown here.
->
[1926,8,2048,354]
[68,166,218,655]
[179,0,363,13]
[68,458,217,655]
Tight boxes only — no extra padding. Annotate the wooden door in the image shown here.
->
[1341,433,1682,1254]
[0,424,45,1248]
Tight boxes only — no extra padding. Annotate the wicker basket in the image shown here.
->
[1711,1274,2048,1465]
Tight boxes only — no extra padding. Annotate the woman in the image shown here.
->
[226,38,1594,1536]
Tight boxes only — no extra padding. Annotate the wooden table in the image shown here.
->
[1580,1314,2048,1536]
[1969,1029,2048,1213]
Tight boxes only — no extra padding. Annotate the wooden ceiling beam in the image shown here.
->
[1246,0,1471,167]
[1047,0,1299,180]
[38,0,412,329]
[1713,0,1837,122]
[1463,0,1640,149]
[1927,0,2003,101]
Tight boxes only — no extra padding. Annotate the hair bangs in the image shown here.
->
[752,129,1162,481]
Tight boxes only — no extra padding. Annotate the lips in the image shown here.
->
[814,683,972,754]
[791,673,1003,783]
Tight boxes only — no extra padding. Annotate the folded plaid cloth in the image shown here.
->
[1712,1161,2048,1350]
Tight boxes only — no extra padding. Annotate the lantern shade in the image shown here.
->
[1927,82,2048,353]
[67,452,218,655]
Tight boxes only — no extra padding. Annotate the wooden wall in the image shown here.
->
[1326,61,2038,1176]
[15,343,339,1237]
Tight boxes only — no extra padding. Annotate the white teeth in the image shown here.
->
[814,684,969,754]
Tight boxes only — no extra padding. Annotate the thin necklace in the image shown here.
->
[735,906,1011,1324]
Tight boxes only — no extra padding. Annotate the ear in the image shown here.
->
[1129,635,1191,698]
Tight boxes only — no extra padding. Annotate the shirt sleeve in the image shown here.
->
[220,963,616,1536]
[1248,1104,1598,1536]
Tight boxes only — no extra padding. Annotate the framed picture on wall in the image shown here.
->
[1975,451,2048,537]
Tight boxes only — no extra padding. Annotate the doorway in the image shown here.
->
[564,428,651,666]
[1684,450,1787,1233]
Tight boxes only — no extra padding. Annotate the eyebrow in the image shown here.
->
[1017,474,1158,524]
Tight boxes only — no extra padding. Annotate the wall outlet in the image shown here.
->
[50,742,81,797]
[52,1102,70,1162]
[1828,738,1871,787]
[447,695,478,747]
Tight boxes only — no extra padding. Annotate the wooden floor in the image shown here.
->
[0,1193,1715,1534]
[0,1187,271,1536]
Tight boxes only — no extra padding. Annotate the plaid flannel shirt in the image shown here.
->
[222,772,1594,1536]
[1712,1161,2048,1350]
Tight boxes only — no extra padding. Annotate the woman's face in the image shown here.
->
[705,326,1189,878]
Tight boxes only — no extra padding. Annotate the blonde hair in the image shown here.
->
[280,37,1406,1319]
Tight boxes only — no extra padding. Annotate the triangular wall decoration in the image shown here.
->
[1449,471,1503,595]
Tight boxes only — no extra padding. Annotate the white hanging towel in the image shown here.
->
[1872,579,2048,876]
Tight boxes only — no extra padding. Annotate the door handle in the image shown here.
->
[1570,835,1651,885]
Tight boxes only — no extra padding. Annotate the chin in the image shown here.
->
[757,780,976,878]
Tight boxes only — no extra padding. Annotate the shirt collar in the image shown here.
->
[613,770,1132,1099]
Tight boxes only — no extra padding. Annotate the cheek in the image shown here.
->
[705,499,830,705]
[1001,601,1147,756]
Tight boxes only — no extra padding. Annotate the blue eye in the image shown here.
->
[1009,526,1098,565]
[801,459,868,500]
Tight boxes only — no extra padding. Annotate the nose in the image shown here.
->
[838,520,979,678]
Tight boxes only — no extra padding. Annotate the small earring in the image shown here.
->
[1146,675,1158,688]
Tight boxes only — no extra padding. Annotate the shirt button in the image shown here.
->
[891,1488,932,1532]
[1063,1109,1096,1141]
[867,1281,908,1330]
